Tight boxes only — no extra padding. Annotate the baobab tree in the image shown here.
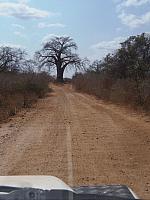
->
[35,36,82,82]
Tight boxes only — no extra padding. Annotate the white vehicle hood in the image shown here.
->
[0,176,73,191]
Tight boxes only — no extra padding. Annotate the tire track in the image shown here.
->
[0,84,149,199]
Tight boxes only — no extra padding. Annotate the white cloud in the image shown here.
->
[0,2,52,19]
[119,0,150,8]
[12,23,25,29]
[0,43,22,48]
[91,37,126,50]
[42,33,67,44]
[119,10,150,28]
[18,0,29,4]
[114,0,150,28]
[90,36,127,60]
[14,31,26,38]
[42,34,57,43]
[38,22,66,29]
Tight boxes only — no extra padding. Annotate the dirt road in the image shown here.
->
[0,84,150,198]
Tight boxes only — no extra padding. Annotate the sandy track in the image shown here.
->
[0,84,150,198]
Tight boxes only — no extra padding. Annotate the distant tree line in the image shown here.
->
[0,36,83,122]
[1,33,150,117]
[73,33,150,110]
[0,46,51,122]
[0,36,84,82]
[0,46,38,73]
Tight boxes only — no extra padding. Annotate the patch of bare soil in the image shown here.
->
[0,84,149,198]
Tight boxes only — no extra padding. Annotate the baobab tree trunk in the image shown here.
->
[57,67,64,83]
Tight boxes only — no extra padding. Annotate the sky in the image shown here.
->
[0,0,150,76]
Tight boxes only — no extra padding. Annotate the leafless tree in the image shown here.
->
[0,46,26,72]
[21,59,37,73]
[35,36,82,82]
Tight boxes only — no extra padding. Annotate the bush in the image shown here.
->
[72,73,150,112]
[73,33,150,112]
[0,72,50,122]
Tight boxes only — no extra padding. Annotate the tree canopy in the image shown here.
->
[35,36,82,82]
[0,47,26,72]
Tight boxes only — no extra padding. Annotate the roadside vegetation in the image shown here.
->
[73,33,150,111]
[0,36,82,122]
[0,46,50,122]
[1,33,150,122]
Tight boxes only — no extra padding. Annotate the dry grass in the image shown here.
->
[72,73,150,112]
[0,72,50,122]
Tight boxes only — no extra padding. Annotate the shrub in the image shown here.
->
[0,72,50,122]
[72,73,150,112]
[72,33,150,112]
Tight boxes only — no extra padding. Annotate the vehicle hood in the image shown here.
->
[0,176,73,191]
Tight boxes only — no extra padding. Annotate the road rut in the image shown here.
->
[0,84,150,198]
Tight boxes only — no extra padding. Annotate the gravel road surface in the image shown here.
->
[0,84,150,198]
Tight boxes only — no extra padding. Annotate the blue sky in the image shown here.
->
[0,0,150,76]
